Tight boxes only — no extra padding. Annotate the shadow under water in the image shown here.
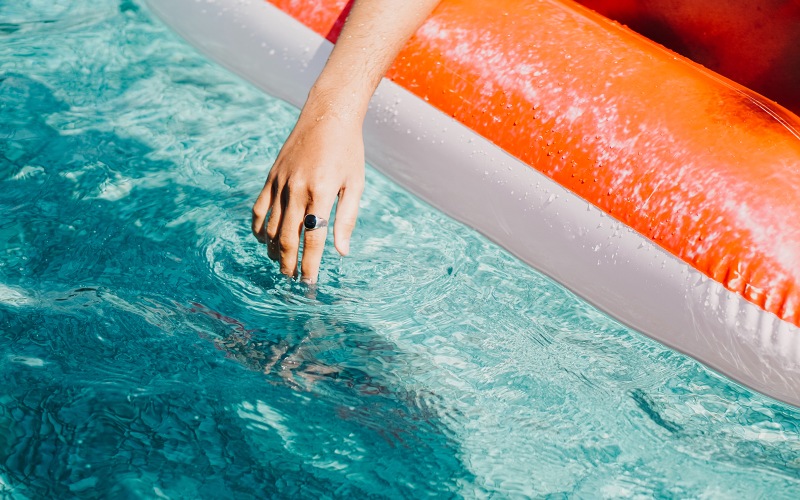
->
[0,73,472,497]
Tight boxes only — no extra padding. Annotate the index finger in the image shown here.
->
[251,180,273,243]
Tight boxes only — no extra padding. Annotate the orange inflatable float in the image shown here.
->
[579,0,800,114]
[147,0,800,405]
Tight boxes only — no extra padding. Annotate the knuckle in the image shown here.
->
[348,175,365,189]
[340,186,363,200]
[279,233,297,249]
[306,185,323,202]
[300,256,318,270]
[337,218,357,230]
[304,230,326,244]
[286,177,307,193]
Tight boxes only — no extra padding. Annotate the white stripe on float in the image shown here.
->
[145,0,800,406]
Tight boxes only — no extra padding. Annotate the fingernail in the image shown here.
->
[339,239,350,256]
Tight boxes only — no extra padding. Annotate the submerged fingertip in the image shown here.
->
[336,239,350,256]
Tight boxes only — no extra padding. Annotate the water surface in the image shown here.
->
[1,0,799,497]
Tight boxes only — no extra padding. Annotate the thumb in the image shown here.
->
[334,185,361,256]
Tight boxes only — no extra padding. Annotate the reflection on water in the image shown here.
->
[1,0,799,497]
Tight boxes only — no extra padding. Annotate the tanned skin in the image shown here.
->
[251,0,441,283]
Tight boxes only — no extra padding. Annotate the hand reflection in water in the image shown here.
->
[186,301,390,394]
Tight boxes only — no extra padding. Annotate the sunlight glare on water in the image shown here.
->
[1,0,799,497]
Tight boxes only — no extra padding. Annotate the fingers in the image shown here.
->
[334,184,362,256]
[277,186,305,278]
[251,180,273,243]
[264,182,283,261]
[255,174,362,281]
[300,196,336,283]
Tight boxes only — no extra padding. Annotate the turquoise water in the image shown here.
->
[1,0,799,497]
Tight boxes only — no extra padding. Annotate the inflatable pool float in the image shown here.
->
[145,0,800,406]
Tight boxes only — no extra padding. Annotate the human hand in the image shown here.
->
[250,0,440,283]
[251,98,365,283]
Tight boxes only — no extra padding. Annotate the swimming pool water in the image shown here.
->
[1,0,799,497]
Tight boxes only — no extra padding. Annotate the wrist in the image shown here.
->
[302,82,371,126]
[308,56,382,111]
[293,88,366,142]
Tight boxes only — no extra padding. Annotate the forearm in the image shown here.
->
[305,0,441,120]
[253,0,441,280]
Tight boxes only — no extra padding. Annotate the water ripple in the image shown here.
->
[0,0,798,497]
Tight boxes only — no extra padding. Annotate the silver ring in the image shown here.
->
[303,214,328,231]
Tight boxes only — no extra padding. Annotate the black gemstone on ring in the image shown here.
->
[304,214,318,230]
